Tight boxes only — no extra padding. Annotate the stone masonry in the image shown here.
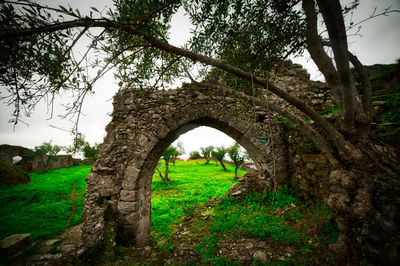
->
[81,82,289,249]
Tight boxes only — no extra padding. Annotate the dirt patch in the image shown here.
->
[65,184,77,228]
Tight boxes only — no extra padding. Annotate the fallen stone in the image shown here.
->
[232,190,242,196]
[0,233,32,258]
[253,250,267,262]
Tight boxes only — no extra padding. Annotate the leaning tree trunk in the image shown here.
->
[219,160,228,171]
[205,157,211,164]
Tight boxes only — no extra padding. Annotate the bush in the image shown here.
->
[189,151,201,159]
[0,160,30,186]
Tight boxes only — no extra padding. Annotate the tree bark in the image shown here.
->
[219,160,228,171]
[316,0,358,133]
[234,166,239,179]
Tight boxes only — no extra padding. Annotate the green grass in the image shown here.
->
[151,159,246,238]
[0,165,90,241]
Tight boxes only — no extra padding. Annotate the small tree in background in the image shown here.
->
[65,133,86,155]
[228,143,245,179]
[189,151,201,160]
[200,146,214,164]
[83,143,100,160]
[33,141,62,173]
[212,146,228,171]
[171,142,185,166]
[156,146,179,181]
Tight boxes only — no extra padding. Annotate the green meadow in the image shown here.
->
[151,159,246,238]
[0,160,245,242]
[0,165,90,241]
[0,160,337,264]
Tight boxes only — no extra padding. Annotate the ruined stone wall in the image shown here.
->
[0,144,75,172]
[82,83,290,249]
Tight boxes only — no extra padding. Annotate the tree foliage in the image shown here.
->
[212,146,228,171]
[200,145,214,164]
[33,141,62,173]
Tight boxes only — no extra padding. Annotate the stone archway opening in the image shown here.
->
[118,118,272,245]
[150,125,252,240]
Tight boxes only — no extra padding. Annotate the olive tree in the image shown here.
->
[33,141,62,173]
[212,146,228,171]
[228,143,245,179]
[200,145,213,164]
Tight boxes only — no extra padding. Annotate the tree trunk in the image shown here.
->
[205,157,211,164]
[40,157,48,173]
[164,161,170,181]
[219,160,227,171]
[234,166,238,179]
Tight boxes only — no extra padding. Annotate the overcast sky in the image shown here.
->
[0,0,399,158]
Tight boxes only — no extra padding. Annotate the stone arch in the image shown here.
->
[82,83,288,248]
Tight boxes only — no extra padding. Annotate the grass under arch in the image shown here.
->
[151,159,246,238]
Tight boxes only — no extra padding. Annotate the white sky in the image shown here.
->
[0,0,399,158]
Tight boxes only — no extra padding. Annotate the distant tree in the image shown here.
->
[83,143,100,160]
[33,141,62,173]
[228,143,245,179]
[170,142,184,166]
[189,151,201,160]
[212,146,228,171]
[200,146,214,164]
[65,133,87,154]
[156,146,179,181]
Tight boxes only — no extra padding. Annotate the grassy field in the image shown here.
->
[0,160,244,242]
[151,159,246,238]
[0,165,90,241]
[1,160,339,264]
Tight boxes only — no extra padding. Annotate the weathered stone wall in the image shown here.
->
[82,83,290,248]
[0,144,75,172]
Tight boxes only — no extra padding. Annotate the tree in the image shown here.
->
[212,146,228,171]
[156,145,179,181]
[1,0,399,263]
[200,146,214,164]
[33,141,62,173]
[189,151,200,159]
[170,141,184,166]
[83,143,100,160]
[228,143,245,179]
[64,133,87,155]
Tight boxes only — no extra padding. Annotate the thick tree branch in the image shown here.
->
[1,18,361,161]
[302,0,340,87]
[201,82,339,166]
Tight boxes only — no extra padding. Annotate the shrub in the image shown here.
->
[0,160,30,186]
[189,151,201,159]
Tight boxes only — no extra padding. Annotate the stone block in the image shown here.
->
[154,119,170,139]
[117,201,138,215]
[0,234,32,258]
[120,190,136,201]
[119,212,140,225]
[122,165,140,190]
